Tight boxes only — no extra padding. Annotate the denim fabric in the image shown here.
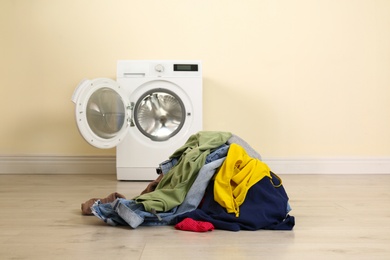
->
[159,158,179,175]
[92,199,178,228]
[91,151,228,228]
[91,200,128,226]
[205,144,229,164]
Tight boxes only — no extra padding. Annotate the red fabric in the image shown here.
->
[175,218,214,232]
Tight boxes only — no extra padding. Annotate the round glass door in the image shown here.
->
[86,87,126,139]
[73,78,129,149]
[134,89,185,141]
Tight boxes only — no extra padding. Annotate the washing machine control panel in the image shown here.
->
[117,60,202,78]
[155,63,199,74]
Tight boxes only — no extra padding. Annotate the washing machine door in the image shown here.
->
[72,78,130,149]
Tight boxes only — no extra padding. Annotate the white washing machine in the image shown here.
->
[72,60,202,180]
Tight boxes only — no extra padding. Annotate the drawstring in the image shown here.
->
[270,171,283,188]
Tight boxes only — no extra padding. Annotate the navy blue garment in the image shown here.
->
[175,172,295,231]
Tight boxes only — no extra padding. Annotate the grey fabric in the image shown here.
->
[227,134,262,160]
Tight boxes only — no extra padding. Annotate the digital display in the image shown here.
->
[174,64,198,71]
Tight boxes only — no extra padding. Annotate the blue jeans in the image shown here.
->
[92,156,227,228]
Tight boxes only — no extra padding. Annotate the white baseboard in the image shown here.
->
[0,155,115,174]
[263,157,390,174]
[1,156,390,175]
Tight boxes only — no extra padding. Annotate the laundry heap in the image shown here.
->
[85,131,295,231]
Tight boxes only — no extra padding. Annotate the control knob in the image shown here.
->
[155,64,164,72]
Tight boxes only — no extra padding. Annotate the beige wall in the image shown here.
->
[1,0,389,158]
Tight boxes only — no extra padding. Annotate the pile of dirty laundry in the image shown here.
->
[81,131,295,232]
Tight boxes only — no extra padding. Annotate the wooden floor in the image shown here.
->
[0,174,389,260]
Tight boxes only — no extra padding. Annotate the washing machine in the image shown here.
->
[72,60,202,180]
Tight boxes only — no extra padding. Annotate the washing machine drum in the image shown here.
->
[133,89,186,141]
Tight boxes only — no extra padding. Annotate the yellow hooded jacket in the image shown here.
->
[214,143,271,217]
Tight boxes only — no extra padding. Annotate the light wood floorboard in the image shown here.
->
[0,174,389,259]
